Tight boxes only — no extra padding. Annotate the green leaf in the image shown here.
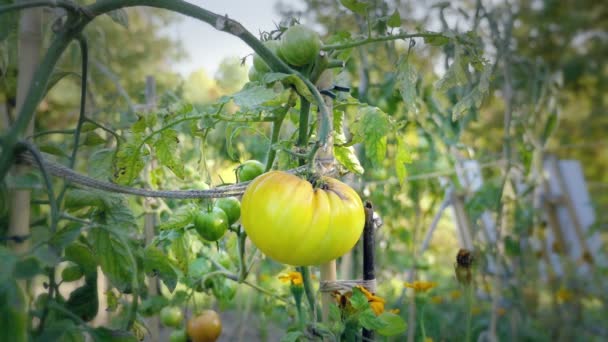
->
[359,309,388,330]
[64,189,105,210]
[14,257,42,279]
[262,73,313,103]
[395,137,412,185]
[106,9,129,29]
[281,331,304,342]
[35,320,85,342]
[92,327,137,342]
[153,129,185,179]
[340,0,369,15]
[541,112,558,145]
[435,45,468,91]
[333,110,347,145]
[105,290,119,312]
[335,146,364,175]
[90,228,133,292]
[66,274,99,322]
[424,34,450,46]
[62,264,84,282]
[83,132,106,146]
[387,9,401,28]
[397,60,419,114]
[451,63,491,120]
[349,287,370,311]
[50,224,82,250]
[88,148,114,180]
[221,84,278,108]
[188,257,212,279]
[113,134,147,185]
[376,312,407,336]
[0,279,28,342]
[143,245,178,292]
[159,203,195,230]
[64,242,97,275]
[39,142,69,158]
[139,295,169,317]
[352,106,390,167]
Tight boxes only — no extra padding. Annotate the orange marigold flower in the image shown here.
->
[278,271,303,286]
[430,295,443,304]
[449,290,462,300]
[404,281,437,293]
[556,288,573,303]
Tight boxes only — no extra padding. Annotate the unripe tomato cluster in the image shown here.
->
[160,306,222,342]
[192,160,264,243]
[249,24,322,80]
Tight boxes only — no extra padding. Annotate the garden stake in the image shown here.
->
[362,201,376,340]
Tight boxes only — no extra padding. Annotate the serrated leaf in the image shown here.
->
[397,60,419,114]
[350,287,370,311]
[451,63,491,120]
[88,148,114,180]
[377,312,407,336]
[359,309,388,330]
[435,46,468,91]
[352,107,390,167]
[340,0,369,15]
[143,245,178,292]
[64,242,97,275]
[90,228,133,292]
[106,9,129,28]
[153,129,185,179]
[395,137,412,185]
[333,110,347,145]
[224,84,278,108]
[50,224,83,250]
[113,134,147,185]
[387,9,401,28]
[159,204,195,230]
[335,146,364,175]
[66,274,98,322]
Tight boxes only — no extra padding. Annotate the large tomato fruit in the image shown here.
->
[241,171,365,265]
[279,25,321,67]
[187,310,222,342]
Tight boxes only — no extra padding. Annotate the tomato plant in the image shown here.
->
[193,207,229,242]
[169,329,188,342]
[253,40,283,73]
[241,171,365,265]
[187,310,222,342]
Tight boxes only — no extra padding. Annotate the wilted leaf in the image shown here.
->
[335,146,364,175]
[397,60,419,114]
[352,106,390,166]
[153,129,185,179]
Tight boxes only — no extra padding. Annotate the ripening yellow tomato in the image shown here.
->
[241,171,365,266]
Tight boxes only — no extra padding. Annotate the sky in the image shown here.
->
[165,0,301,76]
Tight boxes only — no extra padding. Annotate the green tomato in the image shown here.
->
[253,40,284,73]
[169,329,188,342]
[160,306,184,328]
[237,160,265,182]
[248,66,261,82]
[214,197,241,225]
[280,25,321,66]
[194,207,229,242]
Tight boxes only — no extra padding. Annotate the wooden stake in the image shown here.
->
[320,261,337,322]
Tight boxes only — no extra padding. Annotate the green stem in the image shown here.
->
[322,32,445,51]
[296,97,311,165]
[298,266,320,322]
[237,227,247,281]
[30,129,76,138]
[0,30,76,180]
[465,286,473,342]
[265,117,284,172]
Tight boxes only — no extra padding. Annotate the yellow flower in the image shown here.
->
[430,295,443,304]
[278,271,303,286]
[355,285,386,316]
[449,290,462,300]
[556,288,573,303]
[404,281,437,293]
[389,308,400,314]
[424,338,433,342]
